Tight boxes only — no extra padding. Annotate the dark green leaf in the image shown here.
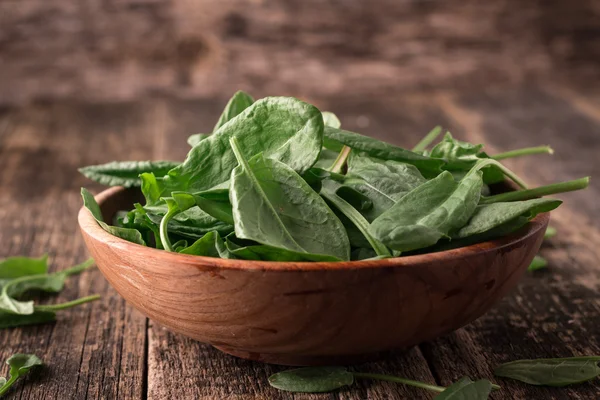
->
[313,148,342,170]
[345,153,426,220]
[0,256,47,280]
[370,170,482,252]
[0,354,43,397]
[145,202,233,240]
[321,180,391,258]
[168,97,324,192]
[433,377,492,399]
[429,133,505,184]
[268,367,354,393]
[81,188,146,246]
[0,311,56,329]
[323,126,444,176]
[528,255,548,271]
[229,138,350,261]
[79,161,179,188]
[494,356,600,386]
[225,238,341,262]
[335,186,373,212]
[213,90,255,131]
[452,198,562,239]
[172,189,234,225]
[179,231,232,258]
[187,133,210,147]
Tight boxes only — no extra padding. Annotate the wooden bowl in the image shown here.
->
[79,186,548,366]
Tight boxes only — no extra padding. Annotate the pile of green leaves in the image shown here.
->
[0,255,100,329]
[80,91,589,261]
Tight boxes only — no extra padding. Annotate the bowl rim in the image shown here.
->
[78,186,549,272]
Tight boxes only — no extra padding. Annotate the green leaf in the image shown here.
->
[169,97,324,192]
[187,133,210,147]
[144,201,233,241]
[313,149,342,170]
[225,236,341,262]
[494,356,600,386]
[321,180,391,258]
[370,170,483,252]
[213,90,255,131]
[528,255,548,271]
[79,161,179,188]
[179,231,231,258]
[345,153,426,221]
[229,138,350,261]
[172,189,234,225]
[268,367,354,393]
[433,377,492,399]
[452,198,562,239]
[0,259,96,315]
[0,378,5,387]
[544,226,557,239]
[323,126,444,177]
[429,133,505,184]
[81,188,146,246]
[0,354,43,397]
[4,259,94,300]
[0,256,47,280]
[322,111,341,128]
[0,311,57,329]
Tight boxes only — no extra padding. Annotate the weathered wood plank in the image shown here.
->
[418,87,600,399]
[0,103,151,400]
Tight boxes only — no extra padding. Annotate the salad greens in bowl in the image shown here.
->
[79,91,588,260]
[77,91,589,365]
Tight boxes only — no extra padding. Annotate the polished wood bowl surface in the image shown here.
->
[79,186,548,366]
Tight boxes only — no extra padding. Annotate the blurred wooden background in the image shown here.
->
[1,0,599,105]
[1,2,600,399]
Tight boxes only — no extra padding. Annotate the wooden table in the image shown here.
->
[0,84,598,399]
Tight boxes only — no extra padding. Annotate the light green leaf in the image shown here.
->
[229,138,350,261]
[494,356,600,387]
[268,367,354,393]
[452,198,562,239]
[370,170,482,252]
[433,377,492,399]
[323,126,444,177]
[79,161,179,188]
[81,188,146,246]
[213,90,255,131]
[0,256,48,280]
[169,97,324,192]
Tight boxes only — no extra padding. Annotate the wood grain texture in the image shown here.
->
[79,185,547,364]
[0,1,599,105]
[0,86,599,399]
[0,104,150,399]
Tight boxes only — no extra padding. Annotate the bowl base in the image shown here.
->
[213,345,386,366]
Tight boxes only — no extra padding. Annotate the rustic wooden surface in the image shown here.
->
[0,84,599,399]
[1,0,599,106]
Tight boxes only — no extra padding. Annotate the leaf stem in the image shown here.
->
[491,145,554,160]
[321,187,392,258]
[0,374,19,396]
[60,258,95,276]
[469,158,528,189]
[329,146,352,174]
[412,126,443,153]
[34,294,100,312]
[352,372,446,393]
[481,177,590,204]
[159,199,181,252]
